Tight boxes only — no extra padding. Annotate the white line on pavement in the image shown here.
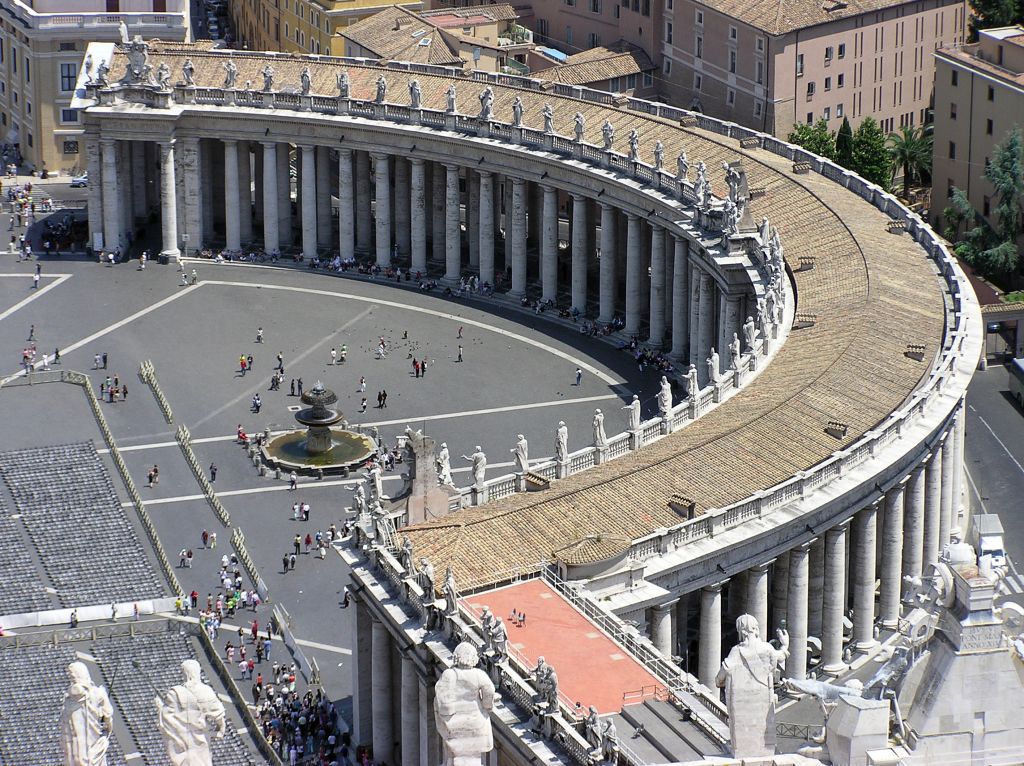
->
[969,407,1024,476]
[963,464,990,516]
[163,613,352,655]
[0,273,72,322]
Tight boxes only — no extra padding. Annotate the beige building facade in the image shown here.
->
[0,0,189,174]
[931,27,1024,244]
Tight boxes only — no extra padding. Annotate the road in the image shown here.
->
[964,362,1024,607]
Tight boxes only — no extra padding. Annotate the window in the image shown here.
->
[825,45,834,61]
[987,118,993,135]
[824,76,831,90]
[614,5,619,17]
[695,9,703,24]
[63,140,79,154]
[951,70,958,86]
[756,60,764,84]
[663,57,672,74]
[949,102,956,119]
[587,31,599,46]
[946,179,954,198]
[836,103,844,117]
[983,196,990,216]
[626,73,637,89]
[642,0,650,16]
[756,37,764,52]
[60,108,79,124]
[643,72,653,86]
[948,141,956,159]
[796,53,804,76]
[59,42,77,51]
[838,43,846,58]
[285,23,290,38]
[26,133,31,148]
[807,112,813,124]
[26,101,30,115]
[538,19,548,36]
[837,73,844,87]
[693,73,702,90]
[729,26,737,41]
[667,0,672,8]
[987,85,994,101]
[0,40,4,63]
[754,100,763,117]
[11,48,16,74]
[695,35,703,58]
[665,22,672,44]
[60,62,78,92]
[729,50,736,73]
[566,26,573,45]
[807,81,815,97]
[823,106,831,120]
[589,0,601,13]
[727,88,735,105]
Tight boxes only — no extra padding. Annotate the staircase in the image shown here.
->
[612,698,728,763]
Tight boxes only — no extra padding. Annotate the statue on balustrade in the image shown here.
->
[694,161,707,203]
[436,441,454,486]
[658,376,673,416]
[573,112,585,142]
[462,446,487,488]
[222,60,237,89]
[409,79,422,109]
[627,129,640,162]
[399,535,414,574]
[686,363,699,400]
[489,617,508,661]
[181,59,195,87]
[84,53,94,84]
[300,66,312,95]
[443,566,459,615]
[600,718,619,762]
[352,482,366,514]
[512,434,529,474]
[480,605,494,646]
[584,706,602,750]
[121,36,150,85]
[511,95,523,126]
[419,556,436,596]
[118,19,129,45]
[743,316,757,351]
[541,103,554,134]
[730,333,741,371]
[155,659,226,766]
[95,60,110,88]
[722,197,740,235]
[532,657,559,712]
[676,149,689,182]
[624,395,641,432]
[155,63,171,90]
[60,661,113,766]
[554,421,568,462]
[592,409,607,448]
[759,215,771,245]
[446,83,458,113]
[374,73,387,103]
[435,642,496,766]
[723,161,741,203]
[478,86,494,120]
[653,140,665,171]
[715,614,789,759]
[336,71,350,98]
[708,348,720,383]
[601,120,615,151]
[261,64,274,92]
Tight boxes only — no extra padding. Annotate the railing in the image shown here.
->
[176,423,232,527]
[232,527,270,602]
[138,359,173,423]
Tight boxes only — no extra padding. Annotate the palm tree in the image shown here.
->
[887,125,933,199]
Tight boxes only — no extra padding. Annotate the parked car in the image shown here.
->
[70,172,88,188]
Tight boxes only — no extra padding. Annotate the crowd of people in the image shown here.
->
[257,685,348,765]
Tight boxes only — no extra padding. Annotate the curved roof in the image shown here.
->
[92,49,948,585]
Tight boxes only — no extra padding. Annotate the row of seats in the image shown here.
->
[0,497,51,615]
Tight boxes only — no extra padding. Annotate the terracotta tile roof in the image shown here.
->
[103,49,947,588]
[551,534,632,565]
[981,302,1024,316]
[695,0,929,36]
[338,6,462,67]
[419,4,519,24]
[535,40,654,86]
[937,42,1024,87]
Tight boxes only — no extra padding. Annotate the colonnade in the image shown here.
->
[644,404,967,683]
[88,135,751,380]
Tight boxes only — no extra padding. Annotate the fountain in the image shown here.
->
[261,381,376,475]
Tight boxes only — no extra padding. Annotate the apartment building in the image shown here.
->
[931,26,1024,245]
[0,0,189,174]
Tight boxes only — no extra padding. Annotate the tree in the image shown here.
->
[968,0,1021,39]
[787,119,836,161]
[850,117,891,188]
[887,125,933,199]
[835,117,854,169]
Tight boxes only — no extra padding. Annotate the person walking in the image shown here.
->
[297,378,303,396]
[276,352,284,372]
[256,327,264,343]
[290,378,295,396]
[376,390,383,409]
[288,471,297,491]
[359,376,366,392]
[209,463,218,482]
[359,398,367,413]
[331,348,337,365]
[457,345,463,363]
[575,368,582,386]
[32,271,39,289]
[381,389,388,408]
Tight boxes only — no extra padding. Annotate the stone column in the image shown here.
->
[625,214,642,337]
[821,523,848,674]
[410,158,427,274]
[158,140,180,261]
[100,139,122,252]
[879,481,906,628]
[131,141,147,222]
[478,171,495,286]
[903,465,926,581]
[698,277,716,379]
[355,150,372,255]
[671,236,689,359]
[352,600,374,747]
[771,552,790,634]
[688,263,702,366]
[261,142,279,253]
[650,600,676,659]
[238,141,253,243]
[509,178,527,297]
[444,164,461,282]
[598,204,616,323]
[401,654,420,766]
[952,403,966,525]
[418,679,440,766]
[541,185,558,302]
[200,140,215,243]
[86,139,103,247]
[649,226,666,347]
[300,145,317,260]
[923,449,942,566]
[316,146,332,249]
[253,145,264,225]
[223,140,241,252]
[698,584,722,688]
[467,170,479,268]
[371,621,394,764]
[785,543,810,680]
[853,504,878,651]
[746,563,770,638]
[570,194,588,314]
[395,157,411,260]
[431,162,445,263]
[338,149,355,259]
[719,296,742,372]
[276,143,291,246]
[808,538,825,639]
[373,153,392,267]
[939,430,955,551]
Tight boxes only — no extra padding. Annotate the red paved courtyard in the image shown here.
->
[464,578,662,714]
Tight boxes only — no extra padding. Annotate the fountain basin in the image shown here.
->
[261,428,376,475]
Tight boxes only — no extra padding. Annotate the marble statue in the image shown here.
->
[757,298,769,340]
[222,60,237,89]
[400,536,414,574]
[261,64,274,92]
[730,333,741,371]
[601,119,614,151]
[584,706,602,749]
[156,62,171,90]
[624,394,641,431]
[300,65,312,95]
[95,60,110,87]
[573,112,585,142]
[478,86,494,120]
[676,149,689,181]
[695,161,707,202]
[723,197,740,235]
[84,53,94,84]
[703,176,713,208]
[409,79,422,109]
[155,659,226,766]
[715,614,789,759]
[436,441,454,486]
[366,464,383,500]
[759,215,770,245]
[419,556,436,595]
[462,447,487,487]
[743,315,757,351]
[708,348,720,383]
[723,161,741,202]
[765,289,778,328]
[511,95,523,126]
[685,363,699,400]
[121,36,150,85]
[592,409,607,448]
[182,59,195,86]
[336,71,350,98]
[555,421,568,462]
[657,376,672,416]
[653,140,665,171]
[375,73,387,103]
[541,103,554,134]
[600,718,619,762]
[490,618,508,661]
[443,566,458,615]
[627,129,640,162]
[118,19,129,44]
[447,83,458,113]
[512,434,529,474]
[532,656,559,711]
[435,642,496,766]
[60,661,113,766]
[352,482,366,514]
[480,605,494,645]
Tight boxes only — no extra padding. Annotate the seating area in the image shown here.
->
[0,643,129,765]
[0,442,164,606]
[92,633,257,766]
[0,497,51,615]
